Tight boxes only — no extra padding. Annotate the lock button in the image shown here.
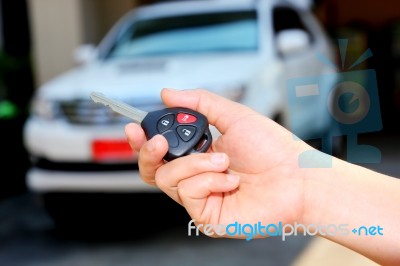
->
[157,114,174,133]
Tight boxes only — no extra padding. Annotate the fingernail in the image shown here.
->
[227,174,240,183]
[210,153,226,165]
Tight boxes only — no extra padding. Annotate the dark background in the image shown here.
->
[0,0,33,199]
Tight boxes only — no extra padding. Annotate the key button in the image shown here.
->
[157,114,174,133]
[177,126,196,142]
[163,130,179,148]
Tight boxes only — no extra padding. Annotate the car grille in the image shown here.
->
[59,99,164,125]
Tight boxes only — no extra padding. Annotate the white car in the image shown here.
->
[24,0,337,227]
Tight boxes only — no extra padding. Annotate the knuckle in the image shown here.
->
[205,175,215,187]
[137,156,146,171]
[193,88,207,95]
[139,172,156,186]
[177,181,189,197]
[154,172,167,190]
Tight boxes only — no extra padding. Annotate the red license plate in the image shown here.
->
[92,139,135,162]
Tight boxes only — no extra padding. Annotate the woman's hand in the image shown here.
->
[125,89,309,237]
[126,88,400,264]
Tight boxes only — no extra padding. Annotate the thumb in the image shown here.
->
[161,88,253,134]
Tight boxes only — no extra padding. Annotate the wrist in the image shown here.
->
[301,154,400,265]
[301,155,352,227]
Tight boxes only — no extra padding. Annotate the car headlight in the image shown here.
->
[31,97,60,120]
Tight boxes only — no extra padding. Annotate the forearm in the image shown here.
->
[302,156,400,265]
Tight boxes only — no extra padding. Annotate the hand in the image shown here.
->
[125,89,310,238]
[126,89,400,264]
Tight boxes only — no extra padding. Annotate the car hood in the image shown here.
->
[39,53,263,101]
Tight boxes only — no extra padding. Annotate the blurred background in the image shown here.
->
[0,0,399,265]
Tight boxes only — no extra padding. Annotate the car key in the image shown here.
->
[90,92,212,161]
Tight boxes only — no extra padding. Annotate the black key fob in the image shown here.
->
[141,108,212,161]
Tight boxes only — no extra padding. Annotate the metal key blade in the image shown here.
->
[90,92,148,123]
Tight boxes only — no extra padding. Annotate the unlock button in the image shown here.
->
[177,126,196,142]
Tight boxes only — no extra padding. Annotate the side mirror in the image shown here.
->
[276,29,310,56]
[73,44,98,65]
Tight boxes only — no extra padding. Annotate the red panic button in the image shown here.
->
[177,113,197,124]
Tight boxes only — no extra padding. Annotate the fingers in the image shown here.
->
[178,172,240,219]
[155,153,230,204]
[125,123,169,186]
[161,88,253,134]
[138,134,169,185]
[125,123,147,152]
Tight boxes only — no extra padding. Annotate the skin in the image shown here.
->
[125,88,400,265]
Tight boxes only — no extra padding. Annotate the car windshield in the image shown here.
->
[108,11,258,58]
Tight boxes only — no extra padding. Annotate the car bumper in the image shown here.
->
[23,117,134,162]
[27,168,159,193]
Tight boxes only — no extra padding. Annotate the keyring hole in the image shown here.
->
[195,134,209,151]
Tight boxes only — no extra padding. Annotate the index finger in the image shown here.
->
[161,88,253,134]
